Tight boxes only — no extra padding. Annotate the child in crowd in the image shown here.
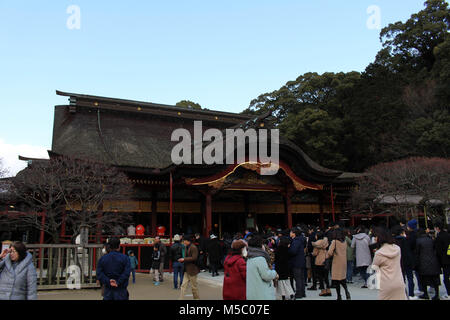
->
[151,245,161,285]
[128,250,138,284]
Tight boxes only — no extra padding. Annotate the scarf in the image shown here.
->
[247,246,271,268]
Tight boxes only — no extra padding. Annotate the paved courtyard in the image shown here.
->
[37,270,449,301]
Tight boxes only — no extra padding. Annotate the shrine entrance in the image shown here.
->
[185,161,324,237]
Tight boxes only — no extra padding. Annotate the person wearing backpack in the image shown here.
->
[170,234,184,289]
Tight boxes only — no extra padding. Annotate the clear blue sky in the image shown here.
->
[0,0,427,168]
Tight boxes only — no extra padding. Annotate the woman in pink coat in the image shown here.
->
[372,227,407,300]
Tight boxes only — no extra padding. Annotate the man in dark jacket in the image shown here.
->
[178,234,200,300]
[195,233,208,272]
[406,219,423,294]
[154,236,167,282]
[288,228,306,299]
[170,234,184,289]
[392,225,416,298]
[415,229,441,300]
[207,234,222,277]
[96,238,131,300]
[434,222,450,299]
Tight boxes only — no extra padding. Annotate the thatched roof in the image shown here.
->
[51,91,359,184]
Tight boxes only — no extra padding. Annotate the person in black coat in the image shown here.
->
[434,222,450,298]
[207,235,222,277]
[392,225,416,298]
[415,229,441,300]
[275,237,295,300]
[288,228,306,299]
[195,233,208,271]
[307,226,318,290]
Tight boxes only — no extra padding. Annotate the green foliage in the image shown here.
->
[176,100,202,110]
[244,0,450,172]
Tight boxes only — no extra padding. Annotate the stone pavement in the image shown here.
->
[38,272,223,300]
[197,270,449,300]
[38,270,449,301]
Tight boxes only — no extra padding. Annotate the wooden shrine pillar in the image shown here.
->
[151,191,157,236]
[330,184,336,222]
[244,192,252,230]
[39,211,46,245]
[199,188,216,237]
[60,210,67,239]
[39,210,46,270]
[319,192,325,228]
[205,191,212,237]
[169,172,173,245]
[283,188,293,229]
[96,205,103,243]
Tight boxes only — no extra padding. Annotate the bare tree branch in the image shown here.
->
[351,157,450,221]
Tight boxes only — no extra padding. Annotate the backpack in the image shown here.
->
[171,244,183,261]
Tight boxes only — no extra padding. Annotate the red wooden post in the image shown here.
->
[39,211,46,244]
[319,192,325,228]
[96,208,103,243]
[284,191,293,229]
[169,172,173,246]
[205,191,212,237]
[39,211,46,270]
[151,191,157,236]
[93,248,96,271]
[330,184,335,222]
[60,210,66,239]
[138,245,141,271]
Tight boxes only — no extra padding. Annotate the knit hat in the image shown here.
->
[407,219,418,230]
[231,239,247,250]
[173,234,181,241]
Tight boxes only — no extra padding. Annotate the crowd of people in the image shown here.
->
[181,219,449,301]
[0,218,448,301]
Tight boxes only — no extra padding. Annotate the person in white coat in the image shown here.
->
[351,226,372,288]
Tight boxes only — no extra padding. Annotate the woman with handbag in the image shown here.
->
[327,229,351,300]
[312,232,331,297]
[372,227,407,300]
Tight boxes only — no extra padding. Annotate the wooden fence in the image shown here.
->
[26,244,103,290]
